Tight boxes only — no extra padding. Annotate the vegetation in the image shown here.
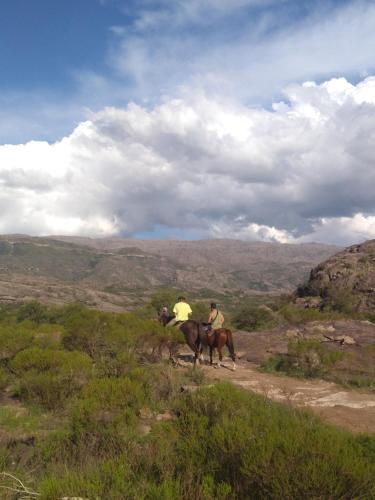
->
[262,339,375,391]
[0,301,373,499]
[231,303,278,331]
[263,339,344,378]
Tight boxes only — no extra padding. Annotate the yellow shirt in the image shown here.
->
[173,302,192,321]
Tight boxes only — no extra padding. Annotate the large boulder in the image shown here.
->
[298,240,375,313]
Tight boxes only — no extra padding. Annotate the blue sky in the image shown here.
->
[0,0,366,143]
[1,0,375,243]
[0,0,122,90]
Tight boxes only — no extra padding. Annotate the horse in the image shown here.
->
[159,313,236,369]
[206,328,236,370]
[159,313,207,365]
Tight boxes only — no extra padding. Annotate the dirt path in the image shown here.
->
[180,354,375,434]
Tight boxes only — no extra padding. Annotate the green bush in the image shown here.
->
[0,367,9,391]
[39,458,134,500]
[232,304,278,331]
[322,285,358,314]
[68,377,145,457]
[190,301,209,323]
[62,308,164,358]
[278,304,344,324]
[10,348,92,409]
[263,339,344,378]
[0,325,34,361]
[150,289,182,314]
[168,384,375,498]
[16,301,50,324]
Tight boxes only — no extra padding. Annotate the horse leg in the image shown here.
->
[199,345,205,364]
[186,339,199,367]
[226,331,236,371]
[217,346,223,368]
[209,345,213,365]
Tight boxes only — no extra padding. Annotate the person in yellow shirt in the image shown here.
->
[167,296,192,326]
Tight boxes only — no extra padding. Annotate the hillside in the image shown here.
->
[0,235,340,309]
[299,239,375,312]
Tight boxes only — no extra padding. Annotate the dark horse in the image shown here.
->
[159,317,204,367]
[159,313,236,369]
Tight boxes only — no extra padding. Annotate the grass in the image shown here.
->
[0,302,374,499]
[0,404,59,434]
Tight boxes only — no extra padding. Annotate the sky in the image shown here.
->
[1,0,375,244]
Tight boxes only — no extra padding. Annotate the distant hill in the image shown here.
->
[0,235,340,310]
[299,239,375,312]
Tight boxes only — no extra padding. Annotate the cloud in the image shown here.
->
[3,0,375,145]
[109,0,375,105]
[0,75,375,244]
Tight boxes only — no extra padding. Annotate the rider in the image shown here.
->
[167,296,192,326]
[207,303,224,336]
[159,306,169,326]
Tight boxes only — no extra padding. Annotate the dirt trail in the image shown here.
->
[181,356,375,434]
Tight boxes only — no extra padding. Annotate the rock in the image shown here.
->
[322,334,356,345]
[138,407,153,419]
[295,296,322,309]
[311,324,335,333]
[156,411,176,422]
[139,423,152,435]
[285,329,301,339]
[298,239,375,313]
[306,350,321,369]
[180,385,199,393]
[236,351,246,359]
[335,335,356,345]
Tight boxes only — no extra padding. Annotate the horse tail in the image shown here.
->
[226,329,236,362]
[197,321,205,347]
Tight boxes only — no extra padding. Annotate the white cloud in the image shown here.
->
[110,0,375,104]
[0,76,375,244]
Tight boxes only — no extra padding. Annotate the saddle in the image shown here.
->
[174,320,186,327]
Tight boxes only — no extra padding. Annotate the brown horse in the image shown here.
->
[206,328,236,370]
[158,314,236,370]
[159,316,204,367]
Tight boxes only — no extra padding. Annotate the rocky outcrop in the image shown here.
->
[298,240,375,313]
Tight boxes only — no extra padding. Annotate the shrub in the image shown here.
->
[263,339,344,378]
[322,285,358,314]
[0,325,34,361]
[0,367,9,391]
[67,377,145,457]
[168,384,375,498]
[232,304,278,331]
[150,289,181,314]
[16,301,50,324]
[278,304,343,324]
[39,458,134,500]
[190,302,209,323]
[10,348,92,409]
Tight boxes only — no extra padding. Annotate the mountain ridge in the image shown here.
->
[0,234,341,310]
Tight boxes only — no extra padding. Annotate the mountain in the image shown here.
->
[298,239,375,312]
[0,235,340,310]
